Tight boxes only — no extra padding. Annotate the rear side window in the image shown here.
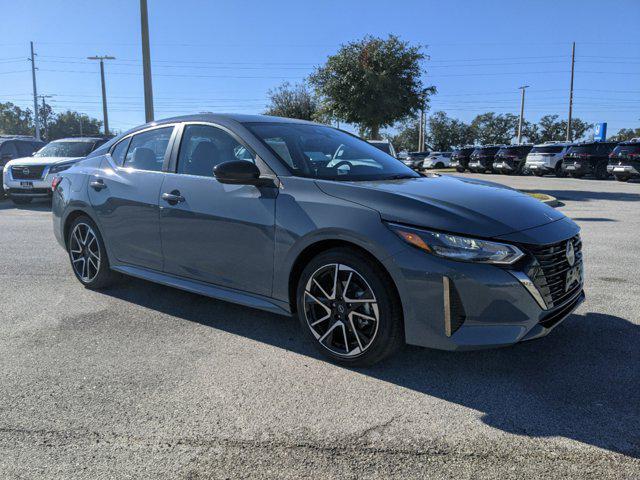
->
[531,145,564,154]
[0,141,18,159]
[612,144,640,155]
[177,124,255,177]
[16,141,37,157]
[124,127,174,172]
[110,138,130,166]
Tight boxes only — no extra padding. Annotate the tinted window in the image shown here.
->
[474,147,501,155]
[612,143,640,156]
[498,146,531,156]
[34,141,96,158]
[177,124,255,177]
[0,141,18,159]
[245,122,417,181]
[16,141,37,157]
[530,145,564,154]
[124,127,174,172]
[110,138,130,166]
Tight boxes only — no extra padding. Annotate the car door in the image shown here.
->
[88,125,177,271]
[159,123,277,296]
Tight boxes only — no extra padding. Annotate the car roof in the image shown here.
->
[50,137,108,143]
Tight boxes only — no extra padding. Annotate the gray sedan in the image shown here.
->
[51,114,584,366]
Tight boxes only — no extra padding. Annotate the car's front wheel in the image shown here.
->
[296,248,404,366]
[67,216,117,289]
[614,174,630,182]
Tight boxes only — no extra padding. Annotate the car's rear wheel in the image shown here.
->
[555,163,567,178]
[594,162,609,180]
[455,167,465,173]
[570,172,583,178]
[533,170,544,177]
[296,248,403,367]
[67,216,117,289]
[435,162,444,169]
[614,174,630,182]
[11,197,32,205]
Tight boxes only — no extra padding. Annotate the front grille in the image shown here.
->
[525,235,583,309]
[11,165,46,179]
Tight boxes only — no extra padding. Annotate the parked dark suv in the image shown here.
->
[562,141,617,179]
[608,139,640,182]
[0,136,45,196]
[493,144,533,175]
[449,146,475,173]
[468,146,503,173]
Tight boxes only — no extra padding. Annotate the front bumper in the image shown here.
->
[383,230,584,351]
[3,168,55,198]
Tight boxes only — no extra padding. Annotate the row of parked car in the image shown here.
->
[396,139,640,182]
[0,135,109,204]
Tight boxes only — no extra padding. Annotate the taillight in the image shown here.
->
[51,176,62,191]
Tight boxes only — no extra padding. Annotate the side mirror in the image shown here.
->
[214,160,267,186]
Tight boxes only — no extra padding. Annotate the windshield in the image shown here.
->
[35,141,95,158]
[245,123,418,181]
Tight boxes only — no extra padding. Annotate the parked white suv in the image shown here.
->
[525,141,571,177]
[422,151,452,170]
[3,137,107,204]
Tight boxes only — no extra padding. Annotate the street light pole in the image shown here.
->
[566,42,576,142]
[87,55,115,136]
[517,85,529,144]
[140,0,155,122]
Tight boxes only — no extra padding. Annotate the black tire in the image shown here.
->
[533,170,545,177]
[594,162,609,180]
[614,174,629,182]
[296,247,404,367]
[11,197,32,205]
[570,172,584,179]
[455,167,465,173]
[435,162,444,169]
[555,163,567,178]
[67,215,118,289]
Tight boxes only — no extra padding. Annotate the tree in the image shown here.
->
[48,111,102,140]
[608,127,640,142]
[389,118,420,152]
[264,82,320,121]
[310,35,435,139]
[38,101,55,141]
[425,111,475,151]
[0,102,33,135]
[470,112,519,145]
[561,118,592,142]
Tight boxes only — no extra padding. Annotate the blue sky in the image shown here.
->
[2,0,639,136]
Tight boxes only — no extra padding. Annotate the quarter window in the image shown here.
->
[110,138,130,166]
[124,127,174,172]
[177,124,255,178]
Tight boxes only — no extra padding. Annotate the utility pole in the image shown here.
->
[79,115,83,136]
[517,85,529,144]
[87,55,115,136]
[566,42,575,142]
[140,0,154,122]
[37,94,54,140]
[29,41,40,141]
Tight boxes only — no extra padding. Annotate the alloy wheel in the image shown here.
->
[69,223,101,283]
[303,263,379,358]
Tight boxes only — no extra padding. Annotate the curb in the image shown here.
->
[527,193,559,208]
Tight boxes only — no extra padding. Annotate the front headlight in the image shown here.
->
[49,162,74,174]
[387,223,524,265]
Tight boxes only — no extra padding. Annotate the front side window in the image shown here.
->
[177,124,256,178]
[34,141,96,158]
[245,122,417,181]
[16,141,37,157]
[0,141,18,159]
[124,127,174,172]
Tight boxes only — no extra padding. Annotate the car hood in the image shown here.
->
[5,156,82,167]
[315,174,565,238]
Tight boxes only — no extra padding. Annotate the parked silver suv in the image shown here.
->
[3,137,107,204]
[525,141,571,177]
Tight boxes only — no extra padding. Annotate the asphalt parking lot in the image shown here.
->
[1,174,639,479]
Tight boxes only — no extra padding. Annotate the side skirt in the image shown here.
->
[111,264,292,317]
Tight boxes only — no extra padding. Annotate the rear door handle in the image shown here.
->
[90,178,106,191]
[161,190,185,205]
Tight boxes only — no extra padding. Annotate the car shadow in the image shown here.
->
[0,198,51,211]
[102,277,640,458]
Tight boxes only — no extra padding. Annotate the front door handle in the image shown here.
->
[90,178,106,191]
[161,190,185,205]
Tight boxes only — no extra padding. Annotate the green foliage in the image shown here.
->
[426,111,475,151]
[310,35,435,139]
[470,112,519,145]
[608,127,640,142]
[0,102,33,135]
[264,82,321,122]
[388,118,420,152]
[48,111,102,140]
